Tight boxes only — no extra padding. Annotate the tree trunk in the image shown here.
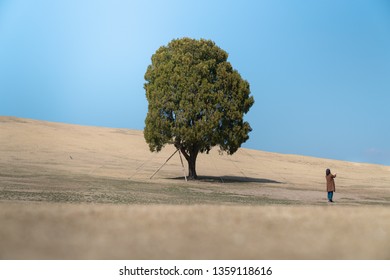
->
[187,152,198,180]
[179,146,199,180]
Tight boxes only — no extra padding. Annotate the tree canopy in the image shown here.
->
[144,38,254,179]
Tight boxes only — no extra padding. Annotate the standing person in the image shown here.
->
[326,169,336,202]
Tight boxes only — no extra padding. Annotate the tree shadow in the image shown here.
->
[170,175,283,184]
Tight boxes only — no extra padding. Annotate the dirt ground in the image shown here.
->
[1,203,390,260]
[1,117,390,259]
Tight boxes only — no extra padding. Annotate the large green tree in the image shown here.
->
[144,38,254,179]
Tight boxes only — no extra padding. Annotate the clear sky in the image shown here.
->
[1,0,390,165]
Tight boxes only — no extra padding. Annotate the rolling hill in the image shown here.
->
[1,116,389,259]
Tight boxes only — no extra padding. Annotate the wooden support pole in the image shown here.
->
[150,149,179,179]
[178,149,188,182]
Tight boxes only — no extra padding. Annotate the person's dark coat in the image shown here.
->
[326,173,336,192]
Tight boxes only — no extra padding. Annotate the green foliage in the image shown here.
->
[144,38,254,178]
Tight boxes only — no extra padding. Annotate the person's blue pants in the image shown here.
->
[328,191,334,201]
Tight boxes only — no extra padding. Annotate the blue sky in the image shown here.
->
[1,0,390,165]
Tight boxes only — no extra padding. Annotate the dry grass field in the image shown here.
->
[1,116,390,259]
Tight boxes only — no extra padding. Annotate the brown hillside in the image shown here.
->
[1,116,389,206]
[1,116,390,259]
